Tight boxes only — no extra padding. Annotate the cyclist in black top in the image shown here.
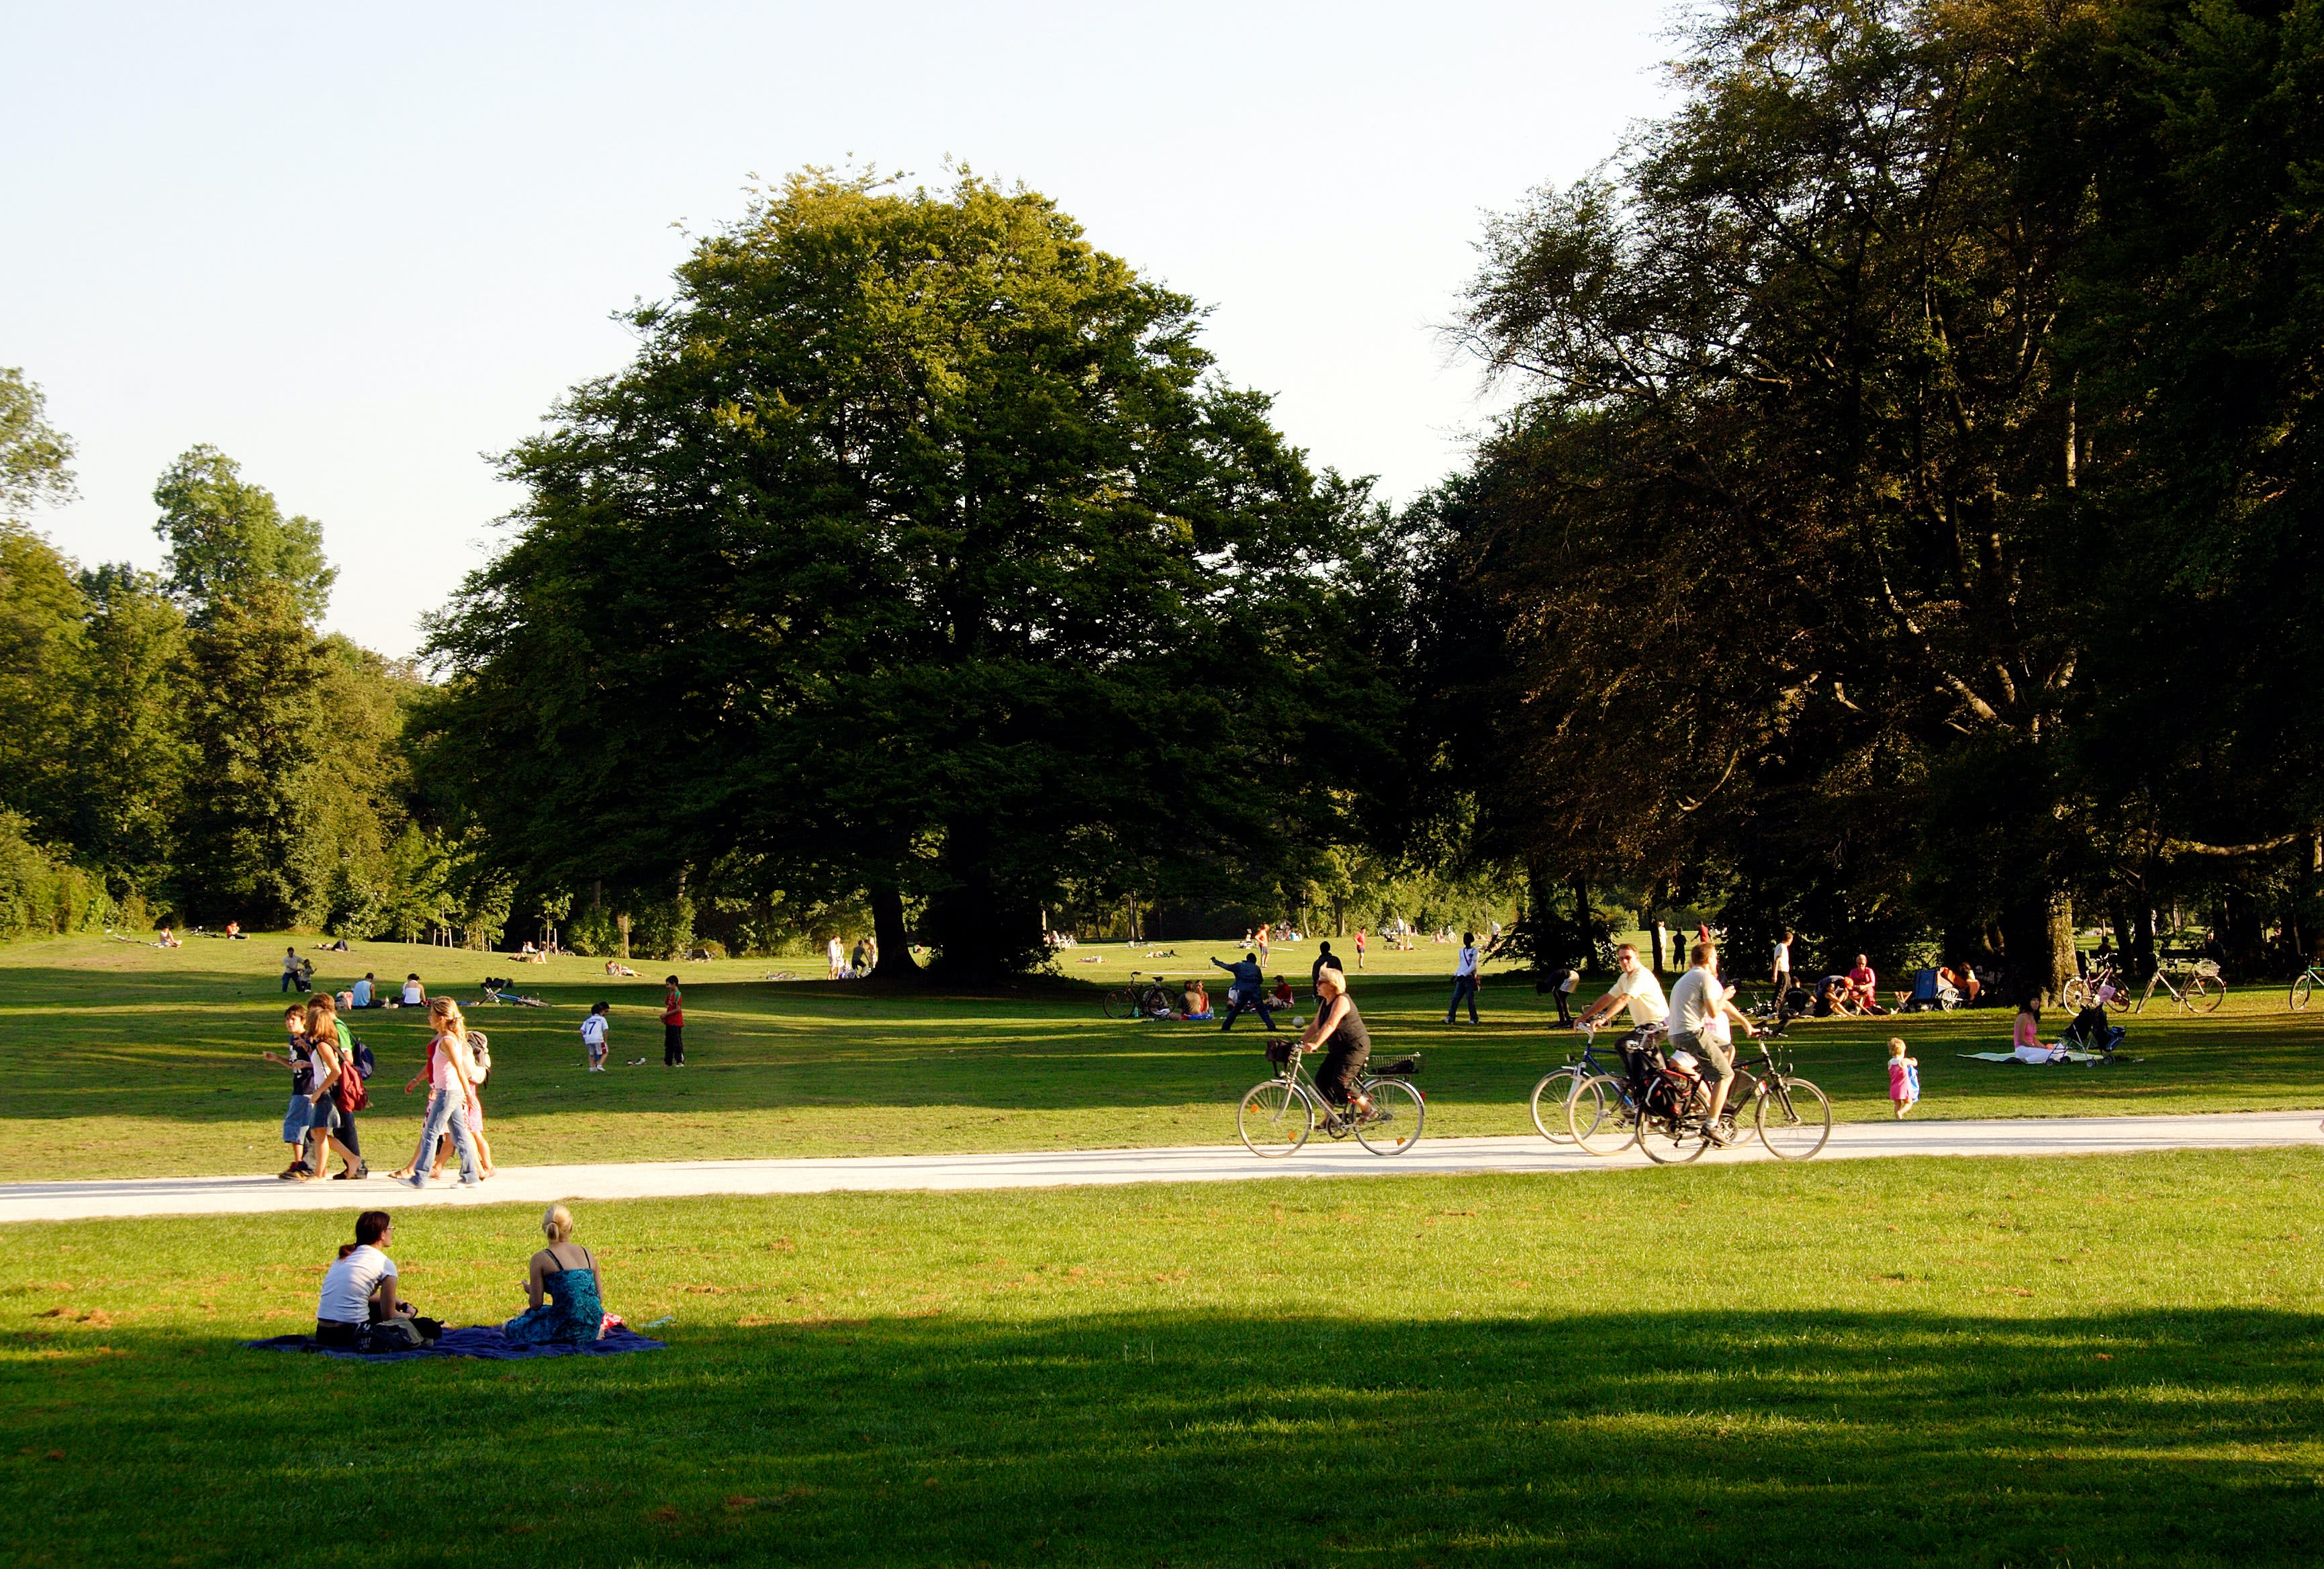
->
[1302,967,1373,1122]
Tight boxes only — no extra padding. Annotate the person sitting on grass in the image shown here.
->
[604,959,637,977]
[1844,954,1884,1014]
[315,1210,413,1349]
[2011,997,2061,1063]
[504,1204,608,1346]
[1181,979,1213,1022]
[1270,975,1296,1011]
[399,973,426,1008]
[158,926,181,948]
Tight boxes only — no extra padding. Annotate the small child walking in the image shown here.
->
[580,1001,610,1072]
[1888,1037,1920,1119]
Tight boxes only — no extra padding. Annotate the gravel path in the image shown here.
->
[1,1108,2316,1224]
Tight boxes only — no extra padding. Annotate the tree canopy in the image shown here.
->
[424,171,1393,978]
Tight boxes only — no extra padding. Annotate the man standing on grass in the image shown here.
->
[1311,940,1344,991]
[1771,930,1794,993]
[1444,932,1481,1024]
[1211,952,1274,1030]
[661,977,686,1066]
[281,946,304,993]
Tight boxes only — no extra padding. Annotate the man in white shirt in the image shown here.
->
[1573,944,1669,1036]
[1771,930,1793,991]
[1668,940,1755,1144]
[1444,932,1482,1024]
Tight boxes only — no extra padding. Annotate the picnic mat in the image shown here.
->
[1957,1050,2112,1065]
[246,1325,667,1361]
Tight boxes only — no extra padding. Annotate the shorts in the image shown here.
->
[283,1096,316,1144]
[1695,1039,1733,1084]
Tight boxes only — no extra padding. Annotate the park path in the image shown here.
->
[1,1109,2317,1224]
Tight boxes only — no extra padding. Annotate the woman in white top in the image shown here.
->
[400,974,426,1007]
[315,1210,410,1347]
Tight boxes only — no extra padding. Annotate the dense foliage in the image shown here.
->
[1418,0,2324,994]
[423,172,1396,977]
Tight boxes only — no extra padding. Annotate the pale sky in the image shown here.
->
[3,1,1680,658]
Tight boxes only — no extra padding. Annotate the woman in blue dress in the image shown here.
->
[504,1204,605,1345]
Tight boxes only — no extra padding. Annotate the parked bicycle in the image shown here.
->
[2290,958,2323,1012]
[1565,1033,1830,1162]
[2137,954,2225,1014]
[1236,1038,1424,1157]
[2059,962,2132,1013]
[1101,971,1180,1020]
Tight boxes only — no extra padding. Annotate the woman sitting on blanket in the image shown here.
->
[504,1204,606,1345]
[2012,998,2062,1063]
[315,1210,414,1347]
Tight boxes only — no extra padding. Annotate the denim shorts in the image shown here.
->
[282,1095,315,1144]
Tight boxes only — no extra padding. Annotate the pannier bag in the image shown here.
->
[1265,1039,1295,1065]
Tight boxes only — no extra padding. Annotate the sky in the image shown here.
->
[2,1,1682,659]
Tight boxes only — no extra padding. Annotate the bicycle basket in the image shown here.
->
[1265,1038,1295,1065]
[2193,958,2221,979]
[1369,1053,1422,1079]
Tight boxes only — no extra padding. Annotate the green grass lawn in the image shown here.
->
[2,932,2319,1181]
[1,1147,2319,1566]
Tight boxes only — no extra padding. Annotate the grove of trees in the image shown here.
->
[3,0,2317,992]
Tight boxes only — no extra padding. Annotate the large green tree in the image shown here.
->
[1432,0,2324,995]
[425,171,1389,978]
[152,445,334,623]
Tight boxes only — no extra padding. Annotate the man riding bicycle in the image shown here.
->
[1571,944,1669,1040]
[1300,966,1373,1125]
[1667,938,1757,1145]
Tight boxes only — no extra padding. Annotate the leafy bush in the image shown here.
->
[0,814,114,941]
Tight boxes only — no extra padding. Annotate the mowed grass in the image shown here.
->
[3,932,2320,1181]
[1,1149,2321,1566]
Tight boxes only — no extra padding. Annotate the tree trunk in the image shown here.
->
[864,886,919,987]
[1999,893,2076,1005]
[1569,878,1593,971]
[2131,901,2157,979]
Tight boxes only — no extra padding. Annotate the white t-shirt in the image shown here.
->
[580,1015,608,1048]
[317,1245,395,1323]
[1773,940,1791,973]
[1602,965,1669,1025]
[1454,945,1479,977]
[401,981,423,1005]
[1668,967,1721,1040]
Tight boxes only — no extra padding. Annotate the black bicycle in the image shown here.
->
[1101,971,1180,1020]
[1567,1034,1830,1162]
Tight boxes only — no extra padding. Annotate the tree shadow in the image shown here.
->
[7,1307,2320,1565]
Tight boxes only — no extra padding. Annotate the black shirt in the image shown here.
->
[1319,997,1370,1058]
[1311,950,1344,988]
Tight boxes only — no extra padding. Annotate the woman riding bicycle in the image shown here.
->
[1302,967,1373,1122]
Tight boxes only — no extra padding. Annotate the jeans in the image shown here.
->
[410,1086,479,1182]
[1445,974,1479,1024]
[1217,989,1275,1030]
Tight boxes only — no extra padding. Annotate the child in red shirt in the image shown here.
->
[661,976,686,1067]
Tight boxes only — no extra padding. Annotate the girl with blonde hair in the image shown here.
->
[395,997,482,1187]
[504,1204,607,1345]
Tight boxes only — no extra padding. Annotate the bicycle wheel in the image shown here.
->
[1354,1079,1424,1155]
[1101,989,1133,1020]
[1529,1069,1579,1142]
[2135,973,2160,1014]
[1567,1074,1638,1155]
[2059,977,2090,1012]
[2186,975,2226,1014]
[2292,972,2315,1012]
[1636,1095,1706,1165]
[1755,1077,1832,1160]
[1237,1080,1313,1156]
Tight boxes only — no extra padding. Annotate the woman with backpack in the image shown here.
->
[300,993,370,1181]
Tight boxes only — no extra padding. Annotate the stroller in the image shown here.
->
[1898,967,1960,1013]
[2061,1004,2129,1058]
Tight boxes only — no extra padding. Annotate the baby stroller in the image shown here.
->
[2061,1004,2129,1057]
[1898,967,1959,1012]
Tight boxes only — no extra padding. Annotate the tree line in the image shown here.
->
[5,0,2317,989]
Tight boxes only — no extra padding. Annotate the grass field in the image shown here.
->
[3,932,2321,1181]
[2,1147,2320,1566]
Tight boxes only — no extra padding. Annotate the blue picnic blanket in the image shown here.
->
[245,1325,667,1361]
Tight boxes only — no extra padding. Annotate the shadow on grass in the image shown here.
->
[5,1307,2321,1566]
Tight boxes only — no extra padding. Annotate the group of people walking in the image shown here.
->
[265,993,493,1186]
